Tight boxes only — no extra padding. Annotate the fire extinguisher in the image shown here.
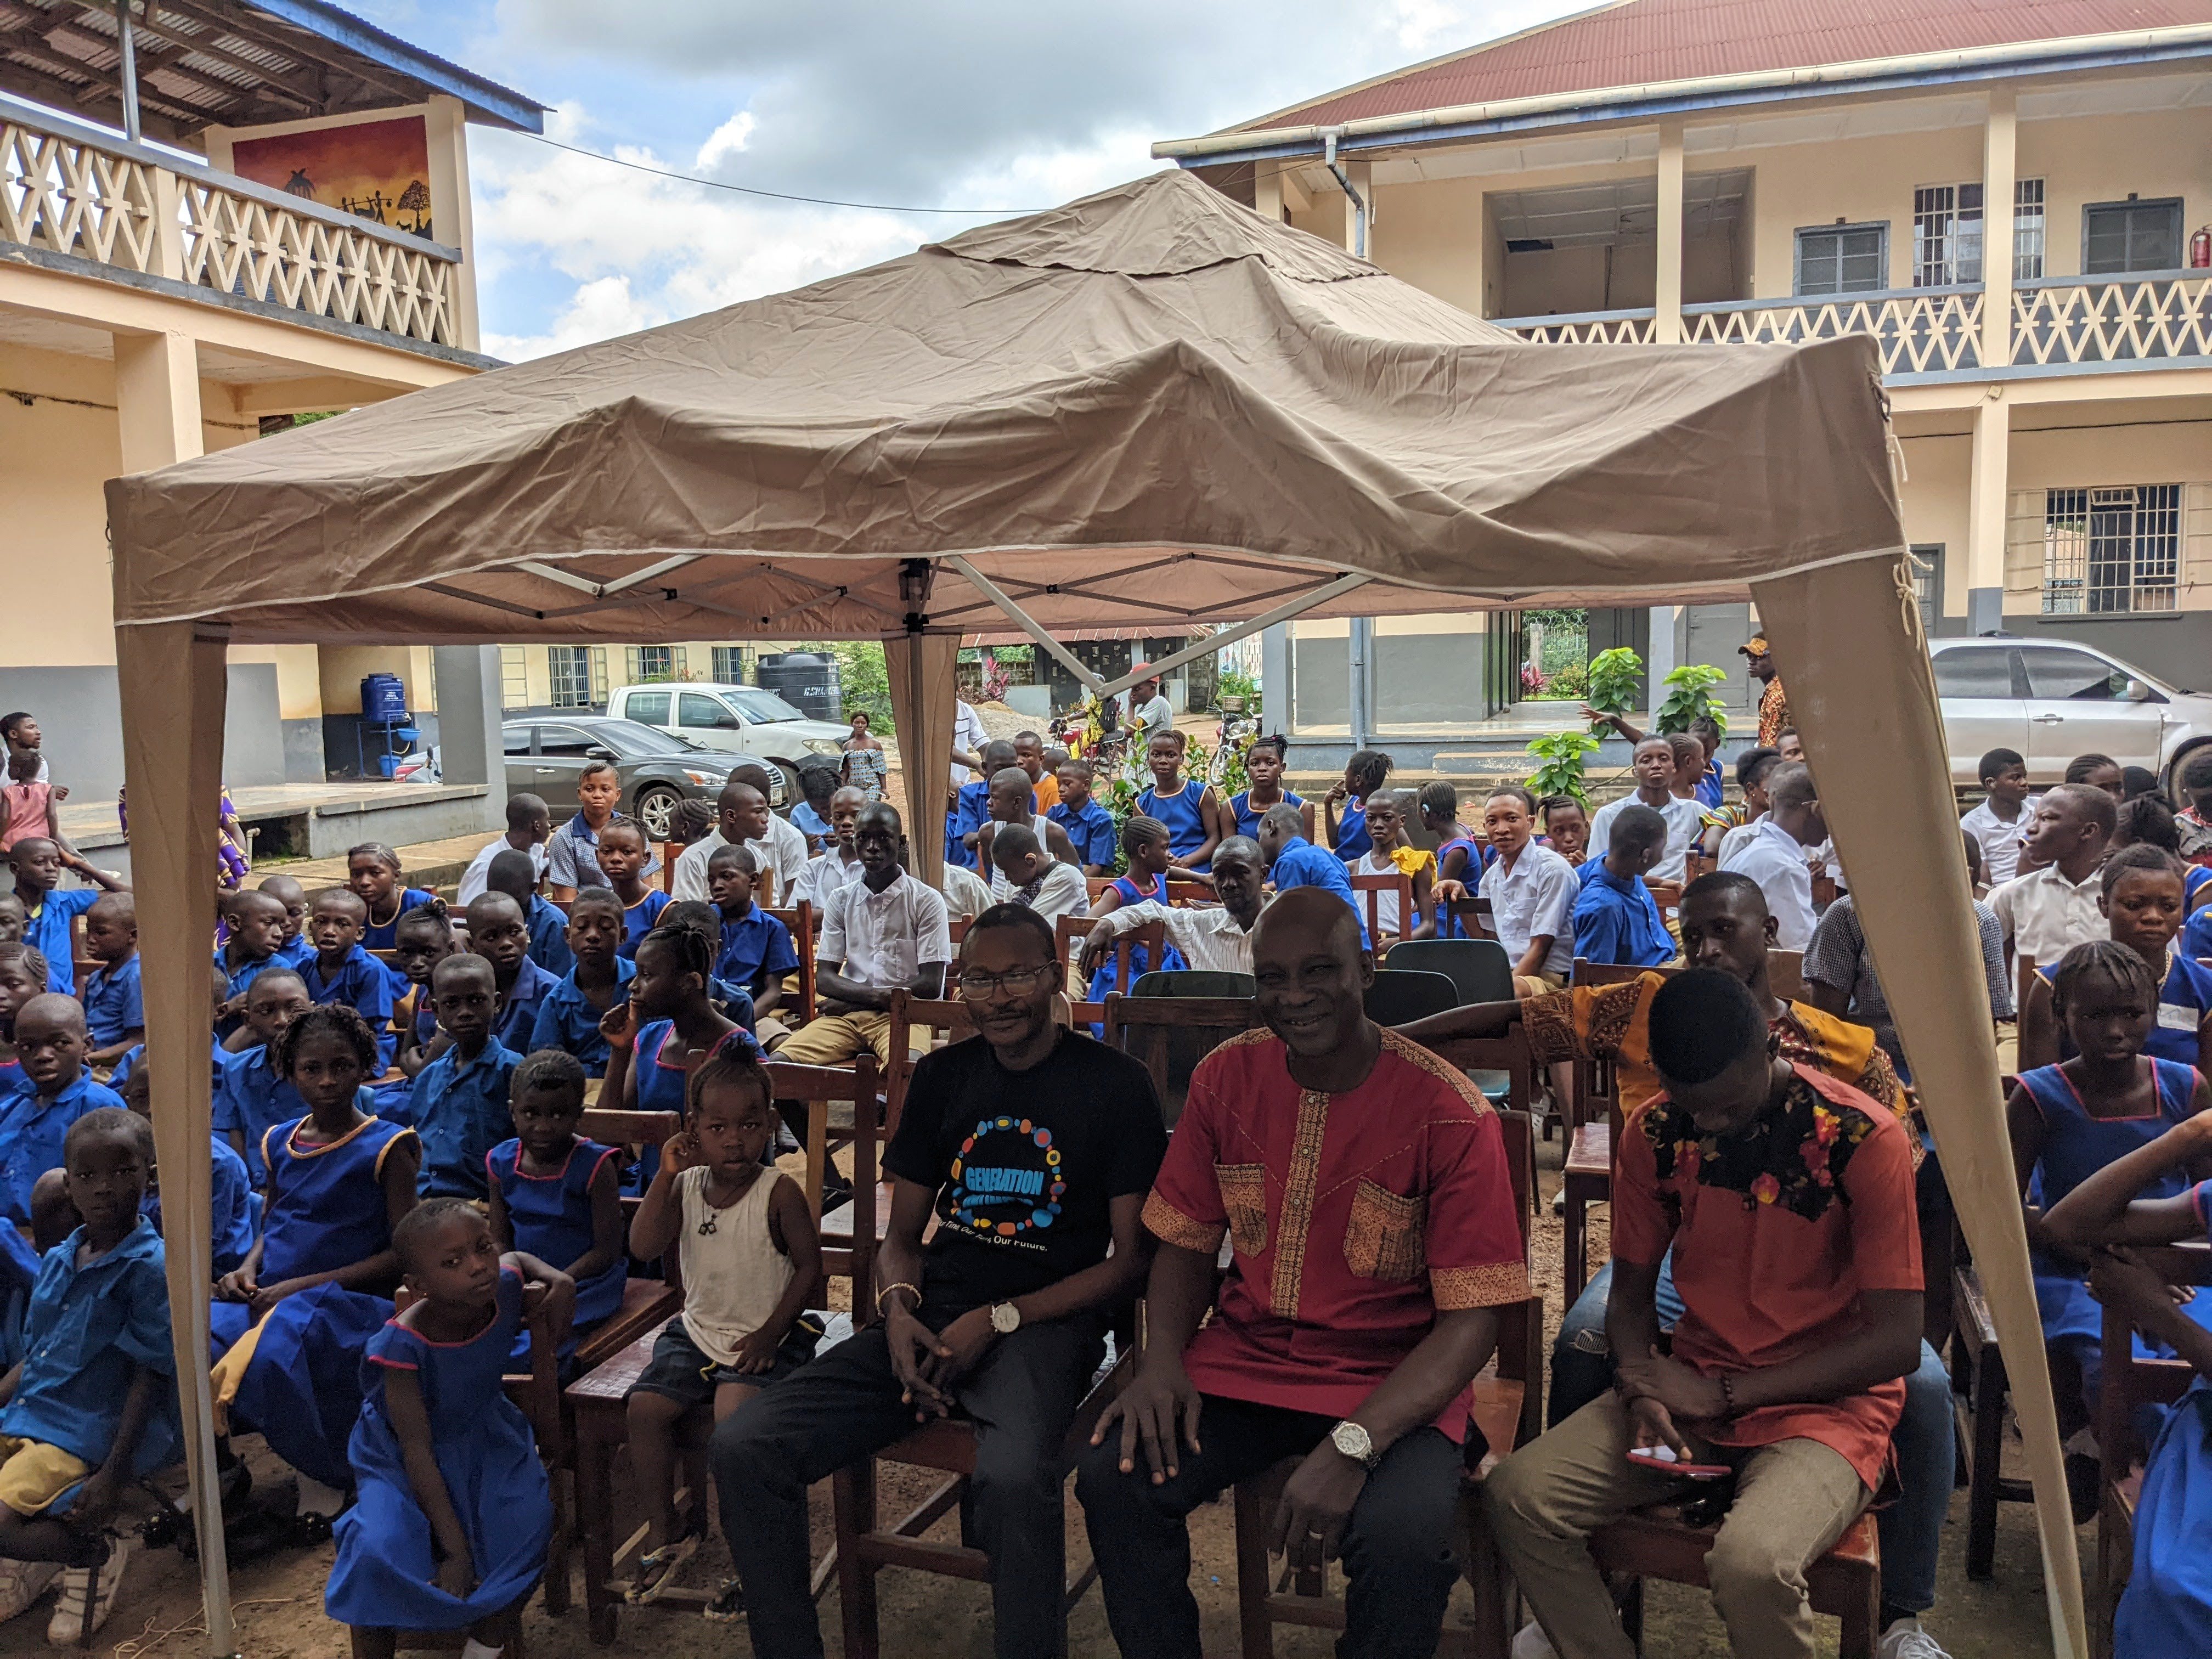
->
[2193,225,2212,268]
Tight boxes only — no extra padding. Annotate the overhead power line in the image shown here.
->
[520,133,1046,216]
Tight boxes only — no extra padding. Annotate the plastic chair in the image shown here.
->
[1383,938,1513,1006]
[1363,968,1459,1026]
[1128,969,1256,998]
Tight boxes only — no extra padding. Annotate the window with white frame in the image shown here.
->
[1794,223,1888,296]
[499,646,529,710]
[712,645,750,684]
[548,645,604,709]
[1912,180,2045,286]
[626,645,687,684]
[2042,486,2181,615]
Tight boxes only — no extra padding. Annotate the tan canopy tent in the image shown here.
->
[105,167,2081,1656]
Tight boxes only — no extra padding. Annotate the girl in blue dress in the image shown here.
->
[1419,781,1488,940]
[597,820,672,950]
[486,1049,626,1365]
[2019,847,2212,1074]
[1228,735,1311,844]
[1324,749,1393,861]
[2040,1098,2212,1653]
[1084,816,1188,1003]
[597,927,759,1189]
[349,843,439,954]
[326,1198,573,1651]
[2009,940,2212,1448]
[213,1005,419,1516]
[1135,730,1224,879]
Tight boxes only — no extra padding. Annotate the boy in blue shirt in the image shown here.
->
[0,996,123,1229]
[1572,803,1678,969]
[256,873,314,967]
[489,848,573,978]
[0,946,47,1098]
[1049,758,1119,876]
[116,1066,254,1279]
[528,887,633,1075]
[948,740,1021,871]
[1255,803,1372,950]
[213,969,312,1184]
[214,890,292,1039]
[408,954,519,1200]
[464,891,559,1053]
[78,895,142,1070]
[5,840,126,996]
[707,844,798,1039]
[0,1109,176,1641]
[301,889,396,1067]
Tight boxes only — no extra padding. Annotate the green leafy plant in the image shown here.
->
[1542,661,1588,699]
[1654,663,1730,736]
[1216,665,1261,715]
[1526,730,1602,805]
[1585,647,1644,728]
[827,642,894,733]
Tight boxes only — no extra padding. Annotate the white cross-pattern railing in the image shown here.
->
[1679,286,1984,373]
[1495,308,1657,345]
[1,94,459,349]
[2012,273,2212,368]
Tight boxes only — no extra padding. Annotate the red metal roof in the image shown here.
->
[1239,0,2212,131]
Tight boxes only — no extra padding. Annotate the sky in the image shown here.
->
[338,0,1577,361]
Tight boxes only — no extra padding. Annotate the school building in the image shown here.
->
[0,0,544,806]
[1157,0,2212,772]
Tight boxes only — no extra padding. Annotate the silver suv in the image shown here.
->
[1928,636,2212,789]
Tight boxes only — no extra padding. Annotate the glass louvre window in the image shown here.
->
[1795,224,1887,296]
[2084,199,2183,274]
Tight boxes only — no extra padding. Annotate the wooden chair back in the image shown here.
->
[1349,869,1414,947]
[656,842,680,894]
[1768,947,1806,1002]
[1421,1034,1541,1254]
[1163,880,1212,906]
[1643,878,1684,924]
[765,1054,881,1294]
[1101,991,1265,1129]
[765,901,816,1023]
[883,992,981,1140]
[579,1105,685,1284]
[1058,915,1163,997]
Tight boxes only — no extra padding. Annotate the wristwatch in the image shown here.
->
[1329,1419,1381,1471]
[989,1301,1023,1335]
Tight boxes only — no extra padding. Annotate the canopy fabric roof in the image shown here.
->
[106,167,1897,647]
[105,166,2087,1659]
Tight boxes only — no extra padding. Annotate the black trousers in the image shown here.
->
[1074,1393,1463,1659]
[710,1313,1104,1659]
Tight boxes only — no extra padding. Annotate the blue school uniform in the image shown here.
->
[214,1044,308,1187]
[361,889,439,953]
[325,1266,551,1630]
[529,958,635,1075]
[716,906,799,998]
[629,1023,760,1189]
[1331,799,1372,861]
[0,1073,125,1226]
[21,888,98,994]
[1573,863,1678,968]
[2036,953,2212,1067]
[2022,1058,2212,1406]
[525,894,575,978]
[1433,836,1487,940]
[1137,779,1211,872]
[108,1035,223,1099]
[1048,798,1119,868]
[493,956,561,1053]
[1228,789,1305,842]
[304,946,399,1063]
[213,1114,417,1492]
[1082,876,1189,1002]
[945,778,992,871]
[277,933,315,968]
[612,889,673,955]
[1266,837,1373,950]
[369,997,442,1125]
[0,1217,179,1510]
[487,1136,626,1358]
[791,800,832,842]
[144,1135,256,1276]
[1694,760,1724,809]
[214,944,287,1008]
[409,1038,521,1200]
[82,955,143,1048]
[0,1223,38,1373]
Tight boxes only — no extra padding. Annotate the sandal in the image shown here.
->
[625,1532,699,1604]
[703,1578,745,1623]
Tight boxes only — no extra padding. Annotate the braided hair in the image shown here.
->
[394,895,453,941]
[2049,939,2157,1019]
[272,1002,380,1080]
[1345,749,1394,799]
[637,921,715,995]
[686,1041,773,1122]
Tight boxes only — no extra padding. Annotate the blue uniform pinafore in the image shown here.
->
[629,1022,762,1190]
[487,1136,627,1361]
[325,1266,552,1630]
[2036,952,2212,1067]
[1434,836,1486,939]
[1333,798,1371,860]
[361,888,439,952]
[1083,875,1188,1005]
[1228,789,1304,842]
[1137,780,1211,873]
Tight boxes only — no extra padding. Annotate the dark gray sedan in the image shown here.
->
[501,714,781,840]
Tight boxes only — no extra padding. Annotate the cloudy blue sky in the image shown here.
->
[338,1,1571,359]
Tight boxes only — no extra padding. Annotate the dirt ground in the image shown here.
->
[0,1130,2069,1659]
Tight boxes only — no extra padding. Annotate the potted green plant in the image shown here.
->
[1654,664,1730,736]
[1584,647,1644,732]
[1525,730,1602,805]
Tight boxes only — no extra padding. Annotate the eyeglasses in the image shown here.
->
[956,964,1059,997]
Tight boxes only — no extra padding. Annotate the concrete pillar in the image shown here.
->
[112,331,202,472]
[1253,164,1283,223]
[1966,394,2011,635]
[1654,120,1685,344]
[424,95,481,352]
[1980,87,2016,373]
[1646,606,1678,706]
[1346,617,1374,749]
[431,645,507,829]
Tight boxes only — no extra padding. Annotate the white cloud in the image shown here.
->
[695,111,757,171]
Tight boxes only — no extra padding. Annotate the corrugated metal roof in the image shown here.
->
[1239,0,2212,131]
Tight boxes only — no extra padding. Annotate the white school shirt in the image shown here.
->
[938,863,994,921]
[991,858,1091,924]
[820,870,952,991]
[1990,862,2107,966]
[1959,800,2029,887]
[1587,794,1705,884]
[456,836,549,906]
[950,700,990,788]
[1719,815,1819,951]
[1477,843,1578,977]
[790,848,865,912]
[672,819,809,906]
[1101,897,1263,975]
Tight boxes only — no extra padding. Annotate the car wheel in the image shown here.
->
[2167,741,2212,805]
[633,786,682,841]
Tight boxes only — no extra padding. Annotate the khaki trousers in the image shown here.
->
[1485,1393,1869,1659]
[773,1010,895,1069]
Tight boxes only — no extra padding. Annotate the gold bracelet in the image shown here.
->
[874,1280,922,1314]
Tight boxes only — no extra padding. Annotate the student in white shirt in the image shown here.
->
[950,698,990,788]
[457,793,552,905]
[1959,747,2032,890]
[1476,786,1578,991]
[1587,737,1705,884]
[1718,762,1822,951]
[1991,782,2114,969]
[988,826,1090,924]
[789,786,867,915]
[774,803,951,1070]
[1079,838,1267,978]
[939,861,994,921]
[673,771,809,906]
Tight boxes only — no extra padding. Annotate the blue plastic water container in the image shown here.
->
[360,673,408,724]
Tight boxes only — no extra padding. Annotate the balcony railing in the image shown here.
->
[0,93,460,349]
[1497,274,2212,376]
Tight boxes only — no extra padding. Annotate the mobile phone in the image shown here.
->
[1626,1446,1731,1480]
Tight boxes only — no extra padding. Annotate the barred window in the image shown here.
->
[549,646,606,709]
[2042,486,2180,615]
[712,645,750,684]
[1913,180,2042,286]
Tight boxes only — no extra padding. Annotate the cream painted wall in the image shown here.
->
[1741,125,1984,295]
[1897,434,1974,614]
[2018,106,2212,281]
[319,645,438,716]
[1370,176,1486,314]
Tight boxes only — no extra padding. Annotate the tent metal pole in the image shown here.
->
[1089,572,1374,701]
[114,0,142,142]
[943,556,1111,699]
[1347,615,1373,748]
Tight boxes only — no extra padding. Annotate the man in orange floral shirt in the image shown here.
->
[1076,890,1531,1658]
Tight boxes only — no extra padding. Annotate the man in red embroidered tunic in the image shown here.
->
[1486,968,1923,1659]
[1075,888,1531,1658]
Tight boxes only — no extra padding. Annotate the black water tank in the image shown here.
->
[757,651,843,723]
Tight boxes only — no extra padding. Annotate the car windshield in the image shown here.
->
[725,688,808,723]
[587,719,705,759]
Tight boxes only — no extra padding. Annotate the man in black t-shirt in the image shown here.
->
[713,902,1166,1658]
